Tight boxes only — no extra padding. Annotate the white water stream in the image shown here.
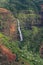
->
[17,19,23,41]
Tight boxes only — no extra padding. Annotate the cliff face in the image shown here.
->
[0,8,17,40]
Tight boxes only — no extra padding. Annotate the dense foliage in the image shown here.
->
[0,0,43,65]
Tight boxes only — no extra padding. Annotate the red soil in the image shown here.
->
[0,44,16,62]
[0,8,10,13]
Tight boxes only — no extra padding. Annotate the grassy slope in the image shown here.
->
[0,32,43,65]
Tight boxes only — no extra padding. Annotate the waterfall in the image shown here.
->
[17,19,23,41]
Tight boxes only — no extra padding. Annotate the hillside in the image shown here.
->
[0,0,42,14]
[0,8,17,40]
[0,0,43,65]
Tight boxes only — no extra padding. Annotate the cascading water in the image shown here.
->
[17,19,23,41]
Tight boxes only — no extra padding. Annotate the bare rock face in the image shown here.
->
[0,49,10,65]
[0,44,16,65]
[0,8,17,40]
[0,52,9,65]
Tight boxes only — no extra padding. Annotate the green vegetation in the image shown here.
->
[0,0,43,65]
[0,32,43,65]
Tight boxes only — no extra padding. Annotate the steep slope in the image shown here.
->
[0,8,17,40]
[0,0,41,13]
